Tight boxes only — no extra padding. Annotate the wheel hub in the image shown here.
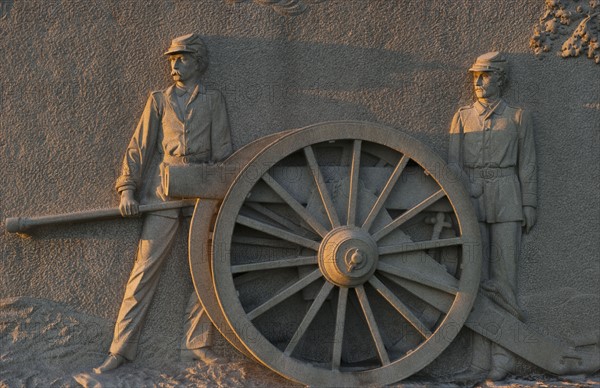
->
[318,226,379,287]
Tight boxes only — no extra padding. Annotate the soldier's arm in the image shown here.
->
[448,110,473,194]
[210,91,233,162]
[115,92,161,216]
[517,109,537,232]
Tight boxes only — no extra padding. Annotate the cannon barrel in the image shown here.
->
[5,199,197,234]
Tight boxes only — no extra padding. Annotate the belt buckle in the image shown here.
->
[480,169,495,180]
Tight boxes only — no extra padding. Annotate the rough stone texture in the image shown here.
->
[0,0,598,385]
[0,297,293,387]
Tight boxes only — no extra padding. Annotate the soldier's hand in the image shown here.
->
[119,190,139,217]
[522,206,536,234]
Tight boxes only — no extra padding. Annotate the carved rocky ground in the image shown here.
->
[0,297,293,387]
[1,297,598,387]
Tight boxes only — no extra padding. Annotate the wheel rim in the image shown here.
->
[189,131,293,359]
[211,121,481,386]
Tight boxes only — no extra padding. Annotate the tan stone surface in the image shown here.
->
[1,0,598,385]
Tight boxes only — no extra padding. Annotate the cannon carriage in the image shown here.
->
[6,121,599,386]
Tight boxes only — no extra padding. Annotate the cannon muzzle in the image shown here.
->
[5,217,26,233]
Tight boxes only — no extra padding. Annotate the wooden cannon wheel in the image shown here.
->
[196,121,481,386]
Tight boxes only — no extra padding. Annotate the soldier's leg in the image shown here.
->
[109,212,180,361]
[489,221,521,314]
[178,210,220,363]
[479,222,491,281]
[181,291,215,349]
[488,221,521,380]
[468,222,492,374]
[180,291,222,363]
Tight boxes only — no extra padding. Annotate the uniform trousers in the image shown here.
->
[479,221,521,310]
[109,211,214,360]
[470,220,521,373]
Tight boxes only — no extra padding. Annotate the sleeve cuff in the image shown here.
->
[522,195,537,208]
[115,176,136,193]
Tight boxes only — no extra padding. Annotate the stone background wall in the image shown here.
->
[0,0,598,383]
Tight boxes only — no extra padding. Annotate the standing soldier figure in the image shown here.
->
[94,33,232,373]
[448,52,537,380]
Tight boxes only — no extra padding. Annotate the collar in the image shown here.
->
[171,83,205,97]
[174,86,189,97]
[474,99,506,118]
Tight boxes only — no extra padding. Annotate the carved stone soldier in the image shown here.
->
[94,33,232,373]
[448,52,537,380]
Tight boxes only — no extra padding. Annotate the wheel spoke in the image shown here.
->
[377,261,458,295]
[378,237,463,256]
[362,155,409,231]
[246,269,322,320]
[245,202,310,237]
[381,242,460,287]
[372,189,445,241]
[261,173,329,237]
[231,256,318,274]
[355,285,390,366]
[303,146,341,229]
[381,273,454,313]
[284,282,334,356]
[331,287,348,370]
[237,215,320,250]
[232,236,297,249]
[368,276,432,338]
[347,140,362,226]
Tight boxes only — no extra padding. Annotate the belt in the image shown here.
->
[163,153,210,165]
[465,166,516,179]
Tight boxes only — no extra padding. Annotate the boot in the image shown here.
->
[93,353,126,373]
[487,345,514,381]
[181,347,226,364]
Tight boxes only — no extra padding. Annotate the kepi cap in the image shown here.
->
[164,33,205,56]
[468,52,507,72]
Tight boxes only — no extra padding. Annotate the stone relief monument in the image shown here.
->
[1,1,598,387]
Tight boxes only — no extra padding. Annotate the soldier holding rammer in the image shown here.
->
[95,34,232,373]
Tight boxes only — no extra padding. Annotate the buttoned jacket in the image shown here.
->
[116,84,232,204]
[448,99,537,223]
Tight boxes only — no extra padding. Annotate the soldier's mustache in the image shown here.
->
[171,70,181,76]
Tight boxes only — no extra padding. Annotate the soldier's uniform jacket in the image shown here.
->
[448,99,537,223]
[116,83,232,204]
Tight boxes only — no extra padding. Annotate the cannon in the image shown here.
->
[6,121,599,386]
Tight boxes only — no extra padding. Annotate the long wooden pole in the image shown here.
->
[5,199,197,233]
